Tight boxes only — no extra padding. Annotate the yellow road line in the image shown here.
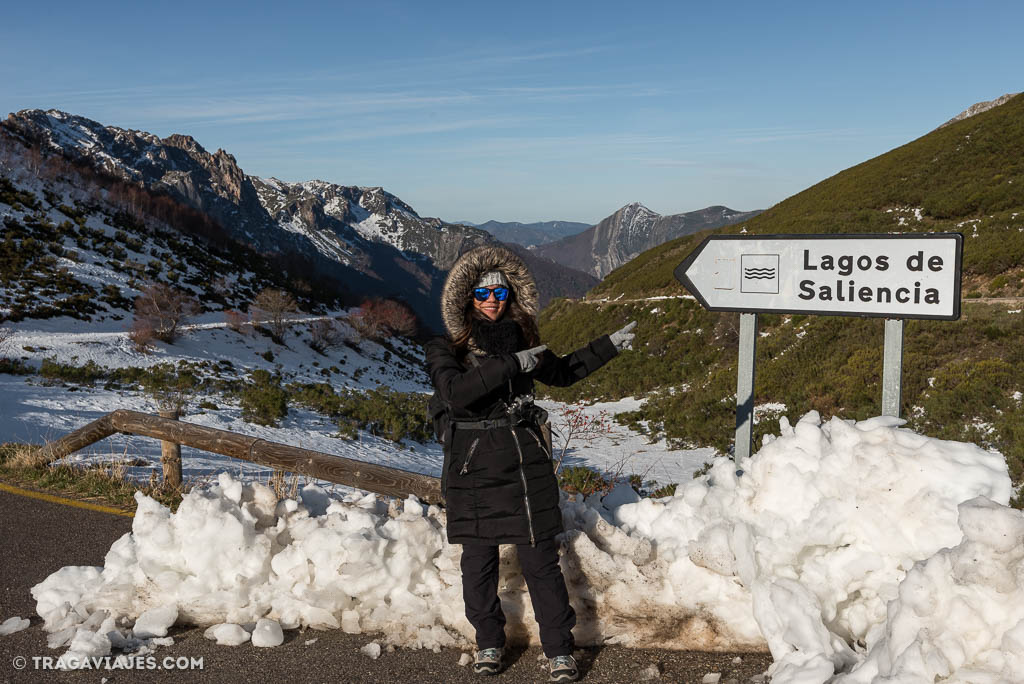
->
[0,482,134,517]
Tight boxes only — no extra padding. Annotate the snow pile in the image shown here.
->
[31,473,469,669]
[837,497,1024,683]
[561,411,1014,681]
[751,417,1016,683]
[28,412,1021,683]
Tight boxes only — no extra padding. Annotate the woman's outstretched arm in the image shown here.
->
[532,335,618,388]
[425,337,519,409]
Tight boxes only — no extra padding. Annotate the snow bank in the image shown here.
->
[836,497,1024,683]
[29,412,1021,683]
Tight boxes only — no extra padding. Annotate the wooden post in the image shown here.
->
[158,409,182,489]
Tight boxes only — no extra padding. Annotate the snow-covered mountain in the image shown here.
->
[1,110,593,328]
[534,202,761,279]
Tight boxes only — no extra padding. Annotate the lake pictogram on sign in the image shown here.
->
[740,254,779,294]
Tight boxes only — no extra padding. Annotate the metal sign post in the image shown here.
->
[882,319,904,417]
[736,313,758,461]
[675,233,962,459]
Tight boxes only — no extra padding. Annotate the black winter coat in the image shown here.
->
[425,333,618,545]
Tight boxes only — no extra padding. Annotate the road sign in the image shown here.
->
[675,232,963,463]
[674,233,963,320]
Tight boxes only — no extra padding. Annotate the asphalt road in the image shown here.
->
[0,483,772,683]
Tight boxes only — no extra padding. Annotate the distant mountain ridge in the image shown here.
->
[533,202,761,279]
[469,219,592,247]
[1,109,595,327]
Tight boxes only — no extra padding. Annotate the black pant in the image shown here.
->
[460,538,576,657]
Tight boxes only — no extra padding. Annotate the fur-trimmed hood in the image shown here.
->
[441,246,539,346]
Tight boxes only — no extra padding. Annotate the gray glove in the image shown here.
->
[514,345,547,373]
[610,320,637,351]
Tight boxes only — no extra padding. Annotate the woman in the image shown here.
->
[425,246,636,682]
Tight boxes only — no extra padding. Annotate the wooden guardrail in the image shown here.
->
[35,410,444,505]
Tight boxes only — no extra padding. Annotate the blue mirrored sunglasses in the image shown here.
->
[472,286,510,302]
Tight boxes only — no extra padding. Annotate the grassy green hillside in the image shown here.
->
[538,94,1024,504]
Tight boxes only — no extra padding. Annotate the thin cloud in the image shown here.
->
[138,92,482,125]
[623,158,700,167]
[727,127,868,144]
[284,116,532,144]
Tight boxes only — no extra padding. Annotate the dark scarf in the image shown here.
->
[471,317,524,356]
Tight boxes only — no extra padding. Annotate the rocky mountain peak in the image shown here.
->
[623,201,655,212]
[534,201,761,279]
[939,93,1020,129]
[163,133,204,153]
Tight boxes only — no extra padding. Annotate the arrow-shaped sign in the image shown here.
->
[674,233,962,320]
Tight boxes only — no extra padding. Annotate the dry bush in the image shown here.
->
[133,282,200,343]
[224,309,248,333]
[308,318,344,353]
[268,468,300,499]
[251,288,298,340]
[129,318,156,352]
[0,326,12,357]
[349,308,382,341]
[350,297,418,341]
[553,403,614,474]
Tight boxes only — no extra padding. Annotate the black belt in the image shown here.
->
[453,418,512,430]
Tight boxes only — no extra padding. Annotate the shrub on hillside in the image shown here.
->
[0,357,33,375]
[558,465,612,497]
[288,382,430,443]
[133,282,200,343]
[350,298,418,341]
[224,309,248,333]
[308,318,344,353]
[553,403,614,474]
[39,358,105,385]
[337,386,430,443]
[140,363,198,416]
[0,326,12,357]
[240,369,289,427]
[251,288,298,341]
[129,317,157,352]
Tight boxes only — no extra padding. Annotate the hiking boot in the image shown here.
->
[472,647,503,675]
[548,654,579,682]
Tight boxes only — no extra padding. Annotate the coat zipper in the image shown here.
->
[460,438,481,475]
[510,427,536,546]
[528,426,548,458]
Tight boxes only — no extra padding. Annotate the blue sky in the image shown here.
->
[1,1,1021,223]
